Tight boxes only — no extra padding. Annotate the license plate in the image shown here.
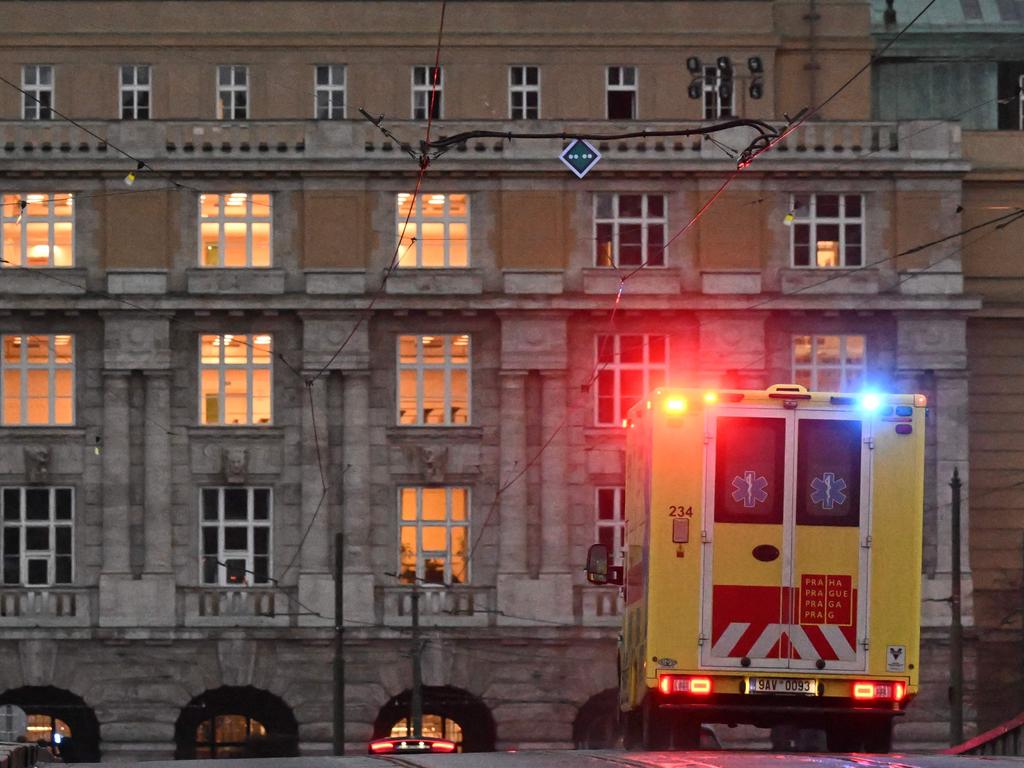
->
[747,677,817,695]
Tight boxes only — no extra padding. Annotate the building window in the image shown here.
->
[702,64,733,119]
[120,65,151,119]
[25,715,72,751]
[996,64,1024,129]
[199,334,272,425]
[195,715,267,759]
[199,193,271,267]
[391,715,463,750]
[790,194,863,268]
[1,193,74,268]
[216,65,248,120]
[396,193,468,268]
[412,65,443,120]
[1,487,74,586]
[314,64,345,119]
[606,66,637,119]
[397,334,470,425]
[200,487,272,586]
[399,487,469,585]
[509,65,540,119]
[595,334,667,426]
[1,335,74,426]
[792,335,866,392]
[594,193,666,268]
[22,65,54,120]
[596,487,626,564]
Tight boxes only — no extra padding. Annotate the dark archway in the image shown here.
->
[0,685,101,762]
[174,685,299,759]
[373,686,496,752]
[573,688,620,749]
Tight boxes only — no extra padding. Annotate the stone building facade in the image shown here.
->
[0,0,978,758]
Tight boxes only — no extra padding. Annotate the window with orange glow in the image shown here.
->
[199,334,272,425]
[195,715,266,759]
[198,193,271,267]
[399,487,469,585]
[396,193,469,268]
[391,715,463,748]
[397,334,470,425]
[790,194,863,268]
[1,194,74,268]
[25,714,71,748]
[792,334,866,392]
[1,335,74,425]
[594,193,666,267]
[595,334,667,426]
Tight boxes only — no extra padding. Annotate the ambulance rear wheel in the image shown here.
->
[640,695,671,750]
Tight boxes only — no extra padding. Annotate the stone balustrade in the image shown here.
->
[179,586,292,627]
[376,585,496,627]
[575,585,624,626]
[0,587,92,627]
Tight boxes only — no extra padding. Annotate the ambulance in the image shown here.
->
[586,385,926,752]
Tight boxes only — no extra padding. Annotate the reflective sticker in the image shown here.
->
[810,472,847,510]
[732,470,769,508]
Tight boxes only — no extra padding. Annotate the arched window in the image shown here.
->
[390,714,464,749]
[374,686,495,753]
[175,686,297,760]
[26,713,72,746]
[0,686,100,762]
[195,714,267,759]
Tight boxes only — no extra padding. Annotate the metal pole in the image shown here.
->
[950,468,964,746]
[410,584,423,738]
[333,532,345,755]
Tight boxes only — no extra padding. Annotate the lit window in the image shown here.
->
[790,194,864,268]
[314,64,346,120]
[594,193,666,268]
[120,65,151,120]
[1,335,74,426]
[792,335,866,392]
[396,193,469,268]
[200,487,272,586]
[391,715,463,749]
[606,66,637,120]
[216,65,248,120]
[1,487,74,586]
[399,487,470,585]
[509,65,540,119]
[702,63,733,119]
[1,193,74,268]
[397,334,470,426]
[195,715,267,760]
[199,334,273,425]
[596,487,626,564]
[595,334,667,426]
[25,715,71,750]
[412,65,443,120]
[198,193,272,267]
[22,65,54,120]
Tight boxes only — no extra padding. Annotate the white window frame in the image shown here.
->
[509,65,540,120]
[594,334,668,427]
[606,65,637,120]
[198,334,273,426]
[593,193,667,268]
[791,334,867,392]
[702,64,733,119]
[120,64,151,120]
[412,65,443,120]
[1,487,74,586]
[395,193,470,268]
[22,65,54,120]
[789,193,865,268]
[199,487,272,587]
[397,334,471,426]
[198,193,272,267]
[314,64,346,120]
[0,193,75,268]
[1,335,75,426]
[398,486,470,585]
[595,487,626,565]
[216,65,249,120]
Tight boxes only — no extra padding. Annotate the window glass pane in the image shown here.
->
[420,222,445,267]
[714,416,786,524]
[450,489,466,521]
[251,368,271,424]
[27,559,47,585]
[253,556,269,583]
[251,223,270,266]
[200,223,220,266]
[648,336,667,364]
[25,526,49,550]
[223,222,247,267]
[202,526,218,555]
[845,336,865,365]
[595,223,613,267]
[398,369,417,424]
[816,195,839,218]
[815,336,840,365]
[597,489,615,519]
[2,489,20,520]
[53,222,72,266]
[25,489,49,520]
[796,419,861,526]
[253,489,269,520]
[448,222,468,266]
[253,527,269,555]
[596,336,614,365]
[223,489,248,519]
[422,370,445,424]
[399,525,417,582]
[620,335,643,364]
[201,369,220,424]
[223,370,249,424]
[844,195,861,217]
[55,526,71,555]
[450,526,467,583]
[421,488,446,520]
[55,555,71,583]
[619,195,642,218]
[223,527,247,550]
[793,335,812,365]
[450,369,468,424]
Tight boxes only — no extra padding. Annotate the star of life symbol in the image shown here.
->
[810,472,847,510]
[731,470,769,508]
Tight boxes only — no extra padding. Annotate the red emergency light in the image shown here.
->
[852,681,906,701]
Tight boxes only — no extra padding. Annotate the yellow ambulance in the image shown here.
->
[586,385,926,752]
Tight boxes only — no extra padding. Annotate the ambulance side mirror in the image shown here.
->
[586,544,623,586]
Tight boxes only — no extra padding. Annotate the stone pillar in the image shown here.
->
[143,371,172,574]
[298,374,333,626]
[341,370,374,624]
[101,372,131,575]
[498,371,529,575]
[540,371,569,573]
[697,312,768,388]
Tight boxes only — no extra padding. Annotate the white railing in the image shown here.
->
[180,587,292,627]
[377,585,496,627]
[576,585,624,626]
[0,588,92,626]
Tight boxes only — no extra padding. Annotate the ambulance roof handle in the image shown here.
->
[767,384,808,394]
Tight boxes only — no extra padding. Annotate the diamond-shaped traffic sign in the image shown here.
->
[560,138,601,178]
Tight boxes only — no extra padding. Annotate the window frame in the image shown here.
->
[508,65,540,120]
[606,65,637,120]
[216,65,249,120]
[395,193,470,268]
[789,193,865,268]
[198,334,274,426]
[702,64,733,119]
[396,334,471,426]
[791,334,867,392]
[398,486,471,586]
[1,193,75,268]
[594,333,668,427]
[199,486,273,587]
[1,334,75,426]
[120,64,152,120]
[1,486,75,586]
[593,193,667,268]
[198,193,272,268]
[21,65,54,120]
[595,486,626,565]
[314,64,346,120]
[411,65,443,120]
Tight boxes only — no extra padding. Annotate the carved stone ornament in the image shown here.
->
[223,447,249,484]
[24,446,51,484]
[419,445,448,483]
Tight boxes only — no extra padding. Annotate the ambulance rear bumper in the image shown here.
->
[656,694,907,727]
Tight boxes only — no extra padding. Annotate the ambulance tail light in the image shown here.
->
[658,674,712,696]
[853,681,906,701]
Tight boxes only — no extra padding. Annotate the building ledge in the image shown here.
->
[107,269,167,294]
[304,268,366,294]
[702,269,762,294]
[502,269,564,294]
[780,267,881,294]
[384,268,483,295]
[1,267,86,295]
[583,267,680,295]
[186,268,286,295]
